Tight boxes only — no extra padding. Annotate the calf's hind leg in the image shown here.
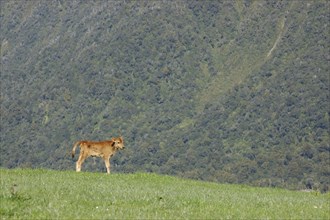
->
[76,152,87,172]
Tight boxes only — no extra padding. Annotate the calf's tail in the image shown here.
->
[72,141,81,158]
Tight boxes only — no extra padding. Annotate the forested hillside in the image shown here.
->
[1,0,329,192]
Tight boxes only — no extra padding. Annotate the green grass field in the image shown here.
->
[0,168,329,219]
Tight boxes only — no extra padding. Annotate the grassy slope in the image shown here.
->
[1,169,329,219]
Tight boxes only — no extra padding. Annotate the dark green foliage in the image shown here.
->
[1,0,329,192]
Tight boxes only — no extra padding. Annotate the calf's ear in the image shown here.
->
[111,141,115,146]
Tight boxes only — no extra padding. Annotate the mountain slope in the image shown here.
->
[1,0,329,191]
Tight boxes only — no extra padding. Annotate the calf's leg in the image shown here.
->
[104,157,111,174]
[76,153,87,172]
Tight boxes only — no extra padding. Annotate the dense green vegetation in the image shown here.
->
[1,168,329,219]
[1,0,329,192]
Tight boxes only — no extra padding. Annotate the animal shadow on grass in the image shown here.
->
[9,184,31,201]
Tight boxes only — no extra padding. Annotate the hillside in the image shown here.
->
[1,1,329,192]
[1,168,329,219]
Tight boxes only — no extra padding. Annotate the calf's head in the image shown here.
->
[112,136,125,150]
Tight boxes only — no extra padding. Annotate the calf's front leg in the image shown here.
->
[104,157,111,174]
